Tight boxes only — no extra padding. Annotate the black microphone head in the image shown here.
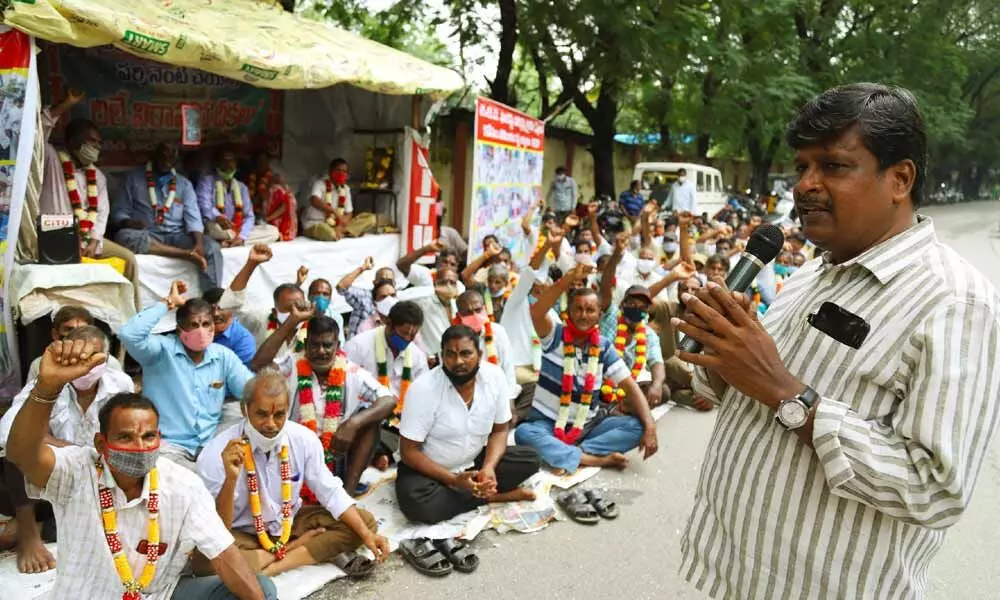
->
[745,223,785,264]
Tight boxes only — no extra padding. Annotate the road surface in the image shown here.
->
[315,201,1000,600]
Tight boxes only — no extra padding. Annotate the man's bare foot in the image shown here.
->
[17,536,56,574]
[580,452,629,470]
[487,488,537,504]
[187,251,208,271]
[285,527,326,552]
[0,519,17,551]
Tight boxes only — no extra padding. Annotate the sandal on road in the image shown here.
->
[557,489,600,525]
[333,551,376,580]
[584,489,619,519]
[399,538,453,577]
[432,538,479,573]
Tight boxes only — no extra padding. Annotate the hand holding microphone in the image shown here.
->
[678,224,784,355]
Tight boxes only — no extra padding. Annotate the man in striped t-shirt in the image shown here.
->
[514,265,658,473]
[674,83,1000,599]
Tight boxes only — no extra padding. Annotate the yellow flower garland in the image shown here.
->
[244,441,293,559]
[96,459,160,600]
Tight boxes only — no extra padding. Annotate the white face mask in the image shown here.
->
[664,242,679,255]
[243,418,285,453]
[375,296,398,317]
[275,310,290,324]
[556,174,567,182]
[575,253,594,266]
[677,176,686,184]
[636,259,655,275]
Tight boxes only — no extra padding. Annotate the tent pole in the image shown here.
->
[411,94,422,129]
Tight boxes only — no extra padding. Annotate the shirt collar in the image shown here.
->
[820,215,935,285]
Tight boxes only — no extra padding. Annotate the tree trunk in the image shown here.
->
[578,81,620,199]
[488,0,518,105]
[748,133,781,196]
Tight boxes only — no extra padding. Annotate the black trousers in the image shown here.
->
[395,446,540,524]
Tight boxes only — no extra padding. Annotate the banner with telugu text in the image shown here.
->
[466,97,544,265]
[0,28,37,401]
[38,42,283,166]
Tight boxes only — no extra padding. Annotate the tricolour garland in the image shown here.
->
[600,313,646,403]
[554,326,601,444]
[96,460,160,600]
[215,178,244,232]
[59,151,98,247]
[375,326,412,426]
[296,353,346,502]
[323,178,348,226]
[244,439,293,560]
[145,162,176,225]
[484,288,511,323]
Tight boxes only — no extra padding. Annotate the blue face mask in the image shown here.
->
[311,295,330,313]
[774,264,791,277]
[622,306,646,323]
[786,266,799,275]
[528,295,538,305]
[389,332,410,353]
[156,173,173,188]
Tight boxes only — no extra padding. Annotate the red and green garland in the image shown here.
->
[295,353,346,503]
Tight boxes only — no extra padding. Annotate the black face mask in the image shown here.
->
[442,363,480,387]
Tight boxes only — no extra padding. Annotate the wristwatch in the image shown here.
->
[775,386,819,430]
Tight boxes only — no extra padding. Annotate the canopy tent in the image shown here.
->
[3,0,464,95]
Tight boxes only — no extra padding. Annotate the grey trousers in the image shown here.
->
[114,228,224,291]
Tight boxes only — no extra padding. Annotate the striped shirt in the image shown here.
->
[681,217,1000,599]
[534,321,630,424]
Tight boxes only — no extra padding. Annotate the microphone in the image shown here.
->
[678,223,785,354]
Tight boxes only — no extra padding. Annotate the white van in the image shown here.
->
[632,162,727,218]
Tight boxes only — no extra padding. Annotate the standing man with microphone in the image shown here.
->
[675,83,1000,599]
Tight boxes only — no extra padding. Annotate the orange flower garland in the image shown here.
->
[59,151,98,247]
[600,313,647,403]
[96,459,160,600]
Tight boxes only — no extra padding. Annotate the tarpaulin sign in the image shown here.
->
[401,128,439,254]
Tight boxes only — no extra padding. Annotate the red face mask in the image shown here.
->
[331,171,348,186]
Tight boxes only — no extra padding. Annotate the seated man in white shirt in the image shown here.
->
[343,301,431,426]
[24,305,122,383]
[396,325,540,525]
[5,339,275,600]
[407,265,462,361]
[454,290,517,401]
[196,371,389,578]
[0,326,132,574]
[301,158,376,240]
[287,316,395,496]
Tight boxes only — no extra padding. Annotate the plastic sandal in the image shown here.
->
[333,551,376,579]
[557,489,600,524]
[432,538,480,573]
[399,538,454,577]
[584,489,619,519]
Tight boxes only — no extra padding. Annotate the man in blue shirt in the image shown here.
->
[112,143,224,290]
[203,287,257,366]
[618,179,645,218]
[120,281,252,468]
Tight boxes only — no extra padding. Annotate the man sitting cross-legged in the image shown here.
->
[0,326,132,574]
[196,371,390,579]
[5,339,276,599]
[396,325,540,524]
[287,316,396,496]
[514,265,659,473]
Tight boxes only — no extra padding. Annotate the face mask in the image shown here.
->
[565,319,598,340]
[636,259,655,275]
[664,242,679,255]
[443,363,480,387]
[774,264,791,277]
[275,310,290,324]
[622,306,647,323]
[217,168,236,181]
[72,362,107,391]
[331,171,348,186]
[243,418,285,453]
[556,174,566,182]
[375,296,398,317]
[311,295,331,313]
[102,439,160,479]
[178,326,214,352]
[156,173,173,187]
[575,253,594,266]
[787,266,799,275]
[77,143,100,166]
[677,176,686,184]
[389,332,411,354]
[528,295,538,305]
[460,312,489,333]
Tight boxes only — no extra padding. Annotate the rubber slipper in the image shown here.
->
[333,551,376,580]
[432,537,479,573]
[584,489,619,519]
[556,489,600,524]
[399,538,453,577]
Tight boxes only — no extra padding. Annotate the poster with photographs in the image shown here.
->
[467,97,544,265]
